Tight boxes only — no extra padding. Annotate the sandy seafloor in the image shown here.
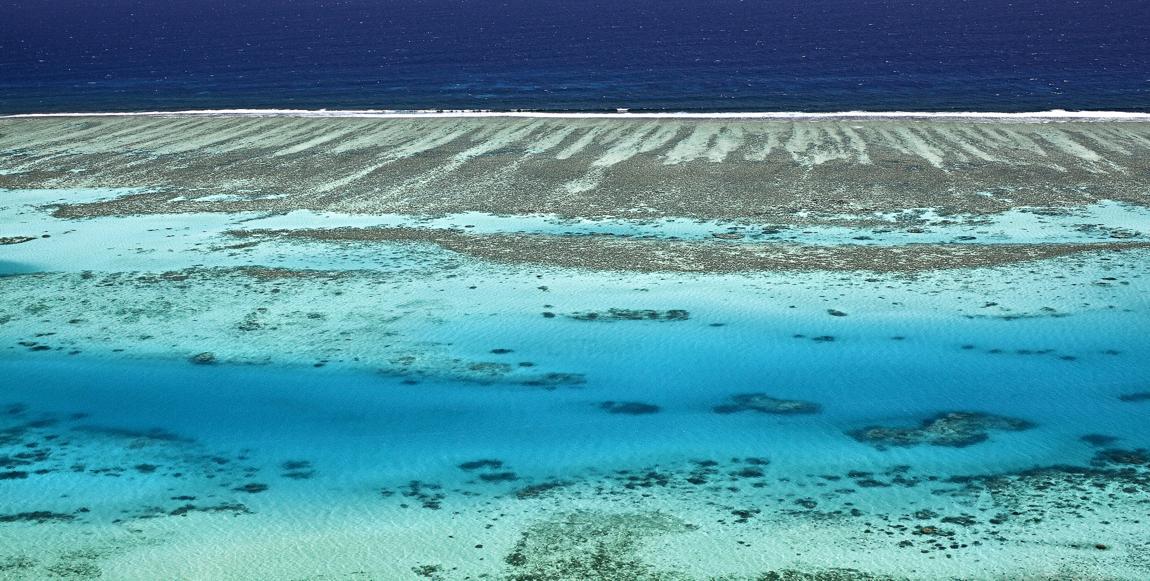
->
[2,115,1150,580]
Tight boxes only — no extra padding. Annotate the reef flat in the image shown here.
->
[3,115,1150,222]
[227,226,1150,273]
[2,115,1150,579]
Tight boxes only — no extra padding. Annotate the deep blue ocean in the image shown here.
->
[2,0,1148,113]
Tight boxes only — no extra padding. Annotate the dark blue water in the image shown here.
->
[1,0,1148,113]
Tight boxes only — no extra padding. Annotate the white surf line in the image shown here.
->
[4,109,1150,122]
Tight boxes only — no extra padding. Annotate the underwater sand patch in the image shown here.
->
[756,569,902,580]
[226,227,1150,273]
[848,411,1035,449]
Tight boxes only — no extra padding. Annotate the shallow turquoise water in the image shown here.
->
[2,187,1150,578]
[4,269,1147,479]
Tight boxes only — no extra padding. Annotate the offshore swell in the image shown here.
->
[2,113,1150,579]
[4,0,1149,115]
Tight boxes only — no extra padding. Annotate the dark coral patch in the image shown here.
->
[400,480,445,510]
[567,308,689,322]
[0,511,76,524]
[280,460,316,480]
[0,237,37,245]
[1080,434,1120,447]
[479,471,520,483]
[170,503,250,517]
[598,401,661,415]
[713,393,821,415]
[848,411,1034,449]
[459,459,504,471]
[517,372,586,389]
[515,481,568,500]
[189,352,217,365]
[1092,448,1150,466]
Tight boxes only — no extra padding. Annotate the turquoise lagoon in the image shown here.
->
[3,184,1150,578]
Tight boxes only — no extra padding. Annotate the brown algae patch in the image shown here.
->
[224,227,1150,273]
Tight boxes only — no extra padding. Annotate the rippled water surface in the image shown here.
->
[3,0,1149,113]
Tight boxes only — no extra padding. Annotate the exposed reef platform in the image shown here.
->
[1,115,1148,222]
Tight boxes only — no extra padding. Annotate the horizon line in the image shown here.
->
[4,108,1150,121]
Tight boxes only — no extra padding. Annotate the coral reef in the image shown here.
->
[567,309,690,322]
[848,412,1035,449]
[713,394,822,415]
[598,401,661,415]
